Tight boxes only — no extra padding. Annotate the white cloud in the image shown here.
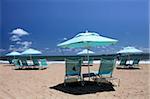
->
[16,41,21,44]
[10,28,30,42]
[9,45,15,51]
[45,48,49,50]
[9,28,32,51]
[21,41,32,49]
[139,47,149,53]
[0,49,6,52]
[10,35,21,41]
[9,41,32,51]
[16,47,26,52]
[16,41,32,51]
[11,28,29,37]
[63,38,67,40]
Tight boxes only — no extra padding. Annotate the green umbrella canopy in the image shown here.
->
[57,31,118,48]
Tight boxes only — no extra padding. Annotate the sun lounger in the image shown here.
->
[40,59,48,69]
[20,59,29,69]
[12,59,18,64]
[32,58,40,66]
[129,59,140,68]
[132,59,140,65]
[119,59,127,66]
[93,58,120,86]
[13,59,22,69]
[8,59,13,64]
[116,59,127,69]
[64,58,83,86]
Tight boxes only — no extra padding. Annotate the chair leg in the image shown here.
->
[81,81,85,86]
[64,82,66,86]
[111,78,120,87]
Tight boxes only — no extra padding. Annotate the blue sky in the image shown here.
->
[0,0,149,55]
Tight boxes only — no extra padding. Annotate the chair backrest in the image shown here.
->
[40,59,48,66]
[88,57,94,65]
[12,59,18,64]
[8,59,13,64]
[21,59,28,66]
[119,59,127,65]
[98,59,116,77]
[65,58,82,76]
[13,59,21,66]
[132,59,140,65]
[32,58,40,66]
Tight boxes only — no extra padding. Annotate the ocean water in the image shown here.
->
[0,60,150,64]
[0,53,149,64]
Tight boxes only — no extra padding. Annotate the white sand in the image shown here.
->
[0,63,149,99]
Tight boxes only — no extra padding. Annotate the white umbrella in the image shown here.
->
[21,48,42,55]
[6,51,21,64]
[117,46,143,54]
[58,31,118,48]
[6,51,21,56]
[21,48,42,61]
[117,46,143,65]
[57,30,118,80]
[77,49,95,55]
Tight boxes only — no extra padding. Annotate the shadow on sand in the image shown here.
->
[14,68,43,70]
[116,67,140,70]
[50,81,115,95]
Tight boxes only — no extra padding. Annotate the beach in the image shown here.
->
[0,62,149,99]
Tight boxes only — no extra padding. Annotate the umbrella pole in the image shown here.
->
[30,55,32,65]
[30,55,32,60]
[87,48,90,81]
[128,54,131,65]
